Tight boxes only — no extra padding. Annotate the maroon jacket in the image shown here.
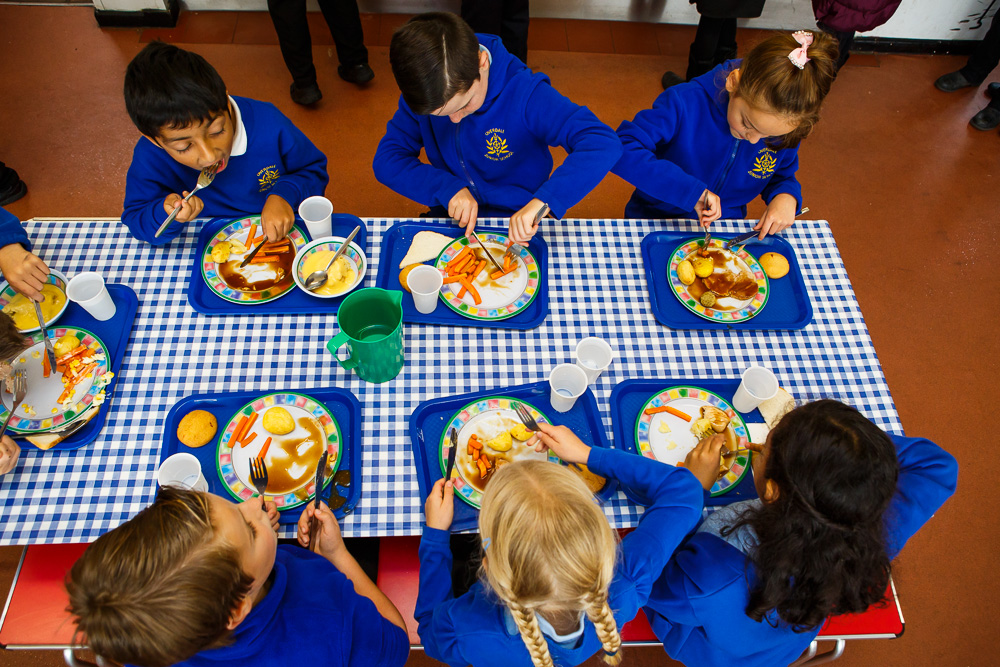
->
[812,0,902,33]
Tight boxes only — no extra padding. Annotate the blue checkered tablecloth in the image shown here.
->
[0,217,900,545]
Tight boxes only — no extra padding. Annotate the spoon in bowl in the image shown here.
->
[303,226,361,292]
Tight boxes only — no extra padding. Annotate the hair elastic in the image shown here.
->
[788,31,814,69]
[604,649,620,658]
[482,537,491,550]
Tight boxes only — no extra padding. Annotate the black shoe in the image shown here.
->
[290,82,322,106]
[987,82,1000,99]
[0,179,27,207]
[970,104,1000,130]
[661,71,685,90]
[338,63,374,85]
[935,70,976,92]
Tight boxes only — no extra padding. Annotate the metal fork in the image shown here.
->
[0,370,27,440]
[154,163,220,238]
[513,402,541,432]
[249,457,268,511]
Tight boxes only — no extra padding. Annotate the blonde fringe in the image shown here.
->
[509,603,554,667]
[586,592,622,666]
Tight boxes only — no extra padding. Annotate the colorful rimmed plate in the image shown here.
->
[292,236,367,298]
[201,217,308,305]
[434,234,540,321]
[216,392,342,510]
[439,397,556,509]
[0,327,110,433]
[635,386,751,497]
[668,238,769,323]
[0,270,70,333]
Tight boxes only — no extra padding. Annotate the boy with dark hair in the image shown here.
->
[122,42,329,245]
[373,12,621,243]
[67,487,408,667]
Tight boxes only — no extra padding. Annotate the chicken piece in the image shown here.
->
[509,423,534,441]
[486,431,513,452]
[700,406,731,433]
[690,418,715,441]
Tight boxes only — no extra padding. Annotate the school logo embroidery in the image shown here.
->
[257,165,280,192]
[484,128,512,161]
[749,148,777,180]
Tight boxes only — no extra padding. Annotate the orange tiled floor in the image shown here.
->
[0,6,996,667]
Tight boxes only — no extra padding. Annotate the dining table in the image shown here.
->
[0,216,902,544]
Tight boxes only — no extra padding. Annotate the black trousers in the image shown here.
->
[461,0,530,64]
[961,11,1000,84]
[267,0,368,87]
[687,15,738,80]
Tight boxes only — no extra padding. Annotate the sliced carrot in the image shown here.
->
[69,362,97,383]
[489,270,505,280]
[457,284,468,299]
[231,415,249,445]
[57,345,90,365]
[446,246,473,269]
[239,412,258,443]
[476,458,489,479]
[644,405,692,421]
[461,278,481,305]
[442,274,465,285]
[258,437,273,460]
[250,255,279,264]
[503,255,511,271]
[42,352,51,378]
[469,260,487,281]
[241,432,257,446]
[245,224,257,247]
[57,386,74,404]
[452,254,474,274]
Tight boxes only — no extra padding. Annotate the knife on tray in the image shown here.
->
[308,451,329,552]
[445,428,458,482]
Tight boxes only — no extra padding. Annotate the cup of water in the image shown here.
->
[548,363,588,413]
[406,265,443,315]
[575,337,613,384]
[66,272,117,321]
[298,196,333,240]
[731,365,779,413]
[156,453,208,492]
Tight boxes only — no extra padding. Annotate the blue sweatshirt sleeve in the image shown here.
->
[885,434,958,558]
[341,576,411,667]
[521,81,622,218]
[759,149,802,210]
[262,110,329,209]
[373,100,471,209]
[121,140,182,247]
[414,526,468,667]
[612,93,709,214]
[588,448,704,605]
[0,207,30,251]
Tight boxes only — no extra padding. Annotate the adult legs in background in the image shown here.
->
[461,0,530,64]
[317,0,373,82]
[934,11,1000,130]
[817,23,855,72]
[687,15,736,80]
[0,162,27,207]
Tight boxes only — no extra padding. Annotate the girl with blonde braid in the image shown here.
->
[418,423,706,667]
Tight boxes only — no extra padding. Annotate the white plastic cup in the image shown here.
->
[66,272,116,321]
[407,265,443,314]
[548,363,589,413]
[732,366,779,413]
[298,196,333,239]
[156,453,208,492]
[575,337,614,384]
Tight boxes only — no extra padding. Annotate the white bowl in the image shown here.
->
[0,268,70,333]
[292,236,367,299]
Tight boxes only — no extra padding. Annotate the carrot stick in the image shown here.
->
[443,274,465,284]
[245,224,257,247]
[503,255,511,271]
[644,405,692,421]
[241,432,257,446]
[489,270,505,280]
[457,284,468,299]
[239,412,258,443]
[258,437,273,460]
[461,278,481,305]
[469,260,487,282]
[231,415,249,445]
[452,254,474,274]
[446,246,473,269]
[250,255,280,264]
[42,352,51,378]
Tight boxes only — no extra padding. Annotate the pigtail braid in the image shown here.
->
[585,591,622,666]
[508,602,554,667]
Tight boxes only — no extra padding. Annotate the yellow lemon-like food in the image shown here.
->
[509,423,534,441]
[262,407,295,435]
[2,284,67,330]
[301,251,356,296]
[759,252,789,279]
[177,410,218,448]
[485,431,513,452]
[676,259,696,286]
[54,334,80,357]
[211,242,232,263]
[399,264,419,293]
[693,257,714,278]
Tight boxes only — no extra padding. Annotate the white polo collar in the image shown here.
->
[229,95,247,157]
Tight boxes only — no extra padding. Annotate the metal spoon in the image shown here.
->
[303,226,361,292]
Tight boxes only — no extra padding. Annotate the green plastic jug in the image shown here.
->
[326,288,404,383]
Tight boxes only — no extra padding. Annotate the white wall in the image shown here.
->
[175,0,997,41]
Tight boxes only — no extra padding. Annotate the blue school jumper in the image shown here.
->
[372,34,621,219]
[414,447,704,667]
[613,61,803,220]
[122,96,329,246]
[0,207,30,251]
[644,435,958,667]
[166,545,408,667]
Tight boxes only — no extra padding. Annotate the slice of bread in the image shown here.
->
[758,388,795,429]
[399,231,456,268]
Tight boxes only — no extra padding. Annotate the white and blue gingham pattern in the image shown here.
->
[0,217,899,544]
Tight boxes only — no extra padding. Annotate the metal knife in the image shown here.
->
[724,230,760,250]
[33,301,57,370]
[239,238,268,268]
[445,428,458,482]
[470,231,505,274]
[308,451,329,552]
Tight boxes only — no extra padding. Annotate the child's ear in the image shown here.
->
[479,48,490,70]
[725,69,741,94]
[142,134,166,150]
[226,595,253,630]
[763,479,780,502]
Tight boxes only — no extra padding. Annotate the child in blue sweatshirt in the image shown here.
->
[418,423,708,667]
[613,31,838,238]
[644,400,959,667]
[0,206,50,301]
[373,12,621,243]
[122,42,329,246]
[66,487,408,667]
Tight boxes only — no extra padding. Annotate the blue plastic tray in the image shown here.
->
[641,231,812,330]
[409,381,617,533]
[187,215,370,316]
[374,220,549,330]
[610,378,762,507]
[12,284,139,451]
[159,387,363,524]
